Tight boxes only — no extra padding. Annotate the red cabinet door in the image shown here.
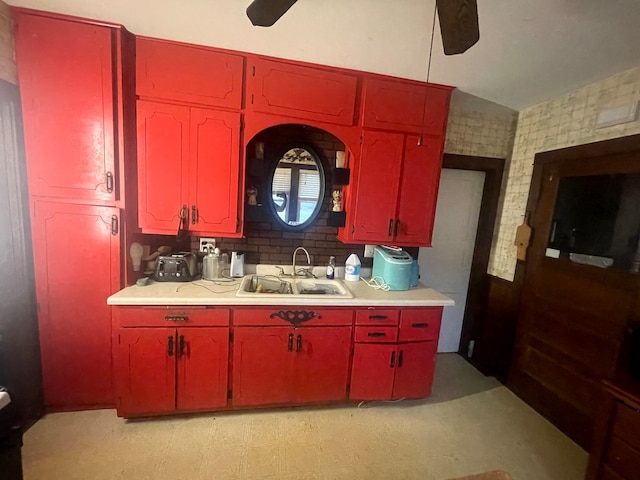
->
[136,37,244,109]
[392,341,437,399]
[350,131,403,243]
[14,12,116,203]
[189,108,240,235]
[349,343,396,400]
[394,135,443,246]
[247,58,358,125]
[136,100,190,232]
[115,328,176,416]
[31,201,120,408]
[293,327,352,404]
[361,78,427,133]
[232,327,293,407]
[177,327,229,411]
[423,86,453,136]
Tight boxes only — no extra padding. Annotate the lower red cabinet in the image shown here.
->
[115,326,229,416]
[350,341,438,400]
[232,326,352,407]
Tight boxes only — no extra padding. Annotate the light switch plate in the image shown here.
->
[364,244,376,258]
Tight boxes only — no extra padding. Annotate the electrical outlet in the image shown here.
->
[199,237,216,253]
[364,244,376,258]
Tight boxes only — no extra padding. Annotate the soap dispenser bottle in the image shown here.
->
[326,256,336,279]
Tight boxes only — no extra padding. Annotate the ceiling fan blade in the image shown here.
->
[246,0,299,27]
[436,0,480,55]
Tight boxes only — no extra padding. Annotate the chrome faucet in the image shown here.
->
[292,247,311,278]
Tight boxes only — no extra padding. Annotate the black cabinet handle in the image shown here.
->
[367,332,386,337]
[296,334,302,353]
[369,315,388,320]
[412,322,429,328]
[390,351,396,368]
[178,335,185,357]
[394,219,400,236]
[398,350,404,368]
[167,336,174,356]
[288,333,293,352]
[388,219,394,236]
[165,316,189,322]
[191,205,198,225]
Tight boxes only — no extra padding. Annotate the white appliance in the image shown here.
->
[230,251,245,277]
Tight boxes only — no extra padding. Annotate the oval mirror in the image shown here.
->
[267,144,325,229]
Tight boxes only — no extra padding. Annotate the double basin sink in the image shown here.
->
[236,275,353,298]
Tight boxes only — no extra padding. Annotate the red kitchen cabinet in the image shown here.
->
[232,325,352,407]
[343,131,443,246]
[136,100,241,235]
[115,326,229,416]
[136,37,244,109]
[13,12,118,203]
[392,341,438,399]
[31,201,120,408]
[246,57,358,125]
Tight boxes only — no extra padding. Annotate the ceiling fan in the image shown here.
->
[246,0,479,55]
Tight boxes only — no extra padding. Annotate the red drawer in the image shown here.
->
[233,308,353,327]
[354,326,398,343]
[399,308,442,342]
[355,309,399,326]
[115,306,229,327]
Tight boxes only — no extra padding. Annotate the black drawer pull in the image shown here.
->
[165,316,188,322]
[367,332,387,337]
[167,336,174,356]
[288,333,293,352]
[296,334,302,353]
[412,322,429,328]
[398,350,404,368]
[390,351,396,368]
[369,315,388,320]
[178,335,185,357]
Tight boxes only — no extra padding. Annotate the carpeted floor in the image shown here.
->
[22,354,588,480]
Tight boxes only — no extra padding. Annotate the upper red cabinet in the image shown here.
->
[246,57,358,125]
[361,77,452,135]
[13,12,118,203]
[136,37,244,109]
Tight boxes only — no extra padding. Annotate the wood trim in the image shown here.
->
[0,0,17,84]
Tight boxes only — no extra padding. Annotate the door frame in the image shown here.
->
[440,154,505,368]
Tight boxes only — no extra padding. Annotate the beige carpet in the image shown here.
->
[22,354,587,480]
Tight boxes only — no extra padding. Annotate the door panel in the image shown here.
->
[392,341,437,399]
[14,13,115,202]
[349,343,396,400]
[361,78,427,133]
[137,100,189,232]
[423,86,453,136]
[115,328,176,415]
[177,327,229,411]
[293,327,352,403]
[32,201,120,407]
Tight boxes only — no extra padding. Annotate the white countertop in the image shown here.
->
[107,277,454,307]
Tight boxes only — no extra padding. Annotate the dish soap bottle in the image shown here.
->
[344,253,361,282]
[326,256,336,279]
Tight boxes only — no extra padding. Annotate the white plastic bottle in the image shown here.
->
[344,253,361,281]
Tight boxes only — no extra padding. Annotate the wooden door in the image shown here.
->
[31,201,120,408]
[13,12,116,203]
[392,341,437,399]
[189,108,240,235]
[136,37,244,109]
[232,327,293,406]
[349,343,396,400]
[115,328,176,416]
[394,135,443,246]
[361,78,427,133]
[350,131,403,243]
[136,100,190,232]
[247,57,358,125]
[177,327,229,411]
[293,327,352,404]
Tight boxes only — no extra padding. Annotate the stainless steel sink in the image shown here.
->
[236,275,353,298]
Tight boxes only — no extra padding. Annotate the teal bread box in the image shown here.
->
[371,246,413,291]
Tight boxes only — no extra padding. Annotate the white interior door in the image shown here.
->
[419,169,485,353]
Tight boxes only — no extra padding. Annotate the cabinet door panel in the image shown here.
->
[361,78,427,133]
[399,308,443,342]
[137,38,244,109]
[294,327,352,403]
[349,343,396,400]
[137,100,190,232]
[392,341,437,399]
[232,327,293,406]
[394,135,443,246]
[177,327,229,411]
[115,328,176,416]
[350,131,403,242]
[14,13,115,202]
[423,86,452,136]
[248,58,357,125]
[32,201,120,407]
[189,108,240,234]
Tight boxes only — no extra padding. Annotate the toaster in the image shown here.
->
[371,246,414,291]
[153,252,197,282]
